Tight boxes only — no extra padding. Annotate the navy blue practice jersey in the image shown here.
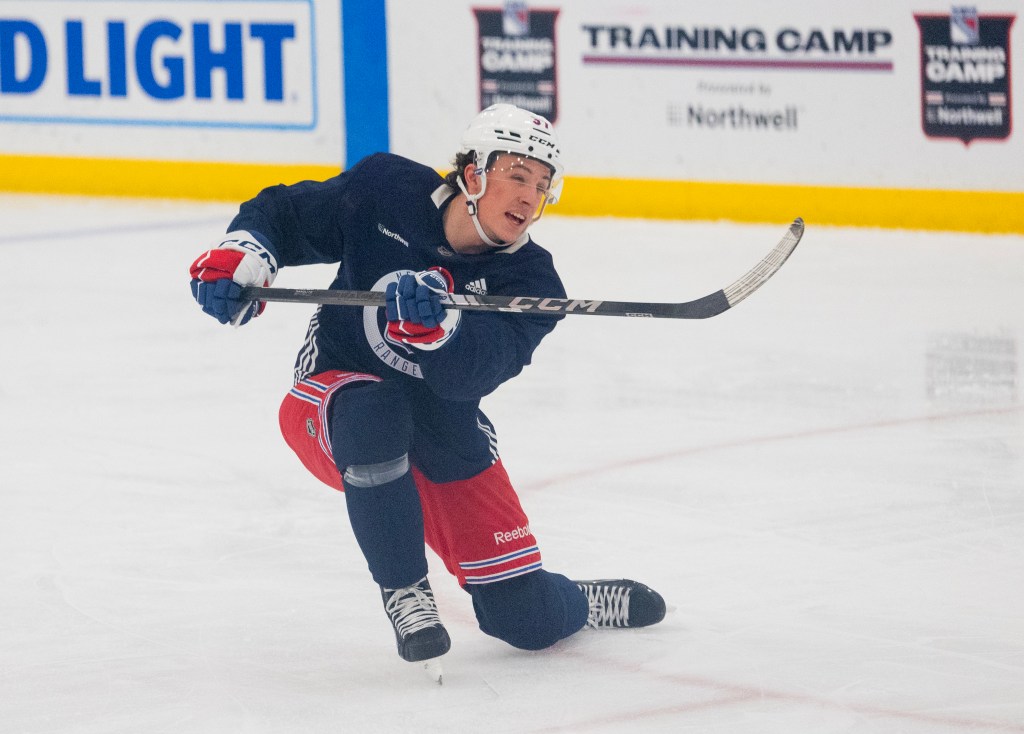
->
[228,153,567,481]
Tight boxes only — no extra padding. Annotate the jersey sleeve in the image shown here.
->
[227,157,376,267]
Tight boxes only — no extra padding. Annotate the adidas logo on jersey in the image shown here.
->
[465,278,488,295]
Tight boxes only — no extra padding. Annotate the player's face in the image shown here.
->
[477,154,553,242]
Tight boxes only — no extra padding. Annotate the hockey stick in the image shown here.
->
[240,218,803,320]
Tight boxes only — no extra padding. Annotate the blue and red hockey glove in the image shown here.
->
[189,231,278,326]
[385,267,462,350]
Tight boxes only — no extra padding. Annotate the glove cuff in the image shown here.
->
[408,309,461,351]
[421,266,454,293]
[217,230,279,288]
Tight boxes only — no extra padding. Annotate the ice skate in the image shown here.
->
[381,577,451,664]
[575,579,666,629]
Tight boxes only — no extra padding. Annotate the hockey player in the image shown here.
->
[188,104,665,676]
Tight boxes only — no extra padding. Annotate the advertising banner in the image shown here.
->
[473,3,559,121]
[915,9,1014,144]
[0,0,340,164]
[387,1,1021,195]
[0,0,1020,230]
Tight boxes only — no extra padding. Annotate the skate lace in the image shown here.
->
[585,584,631,628]
[384,584,441,638]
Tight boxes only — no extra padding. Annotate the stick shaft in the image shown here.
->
[240,218,803,320]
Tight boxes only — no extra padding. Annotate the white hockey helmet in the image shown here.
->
[459,104,564,205]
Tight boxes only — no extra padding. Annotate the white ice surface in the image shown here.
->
[1,194,1022,733]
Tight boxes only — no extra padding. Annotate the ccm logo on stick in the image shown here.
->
[507,297,603,312]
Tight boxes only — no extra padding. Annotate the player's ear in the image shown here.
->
[463,163,483,195]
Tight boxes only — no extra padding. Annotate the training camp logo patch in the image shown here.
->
[915,7,1015,144]
[473,2,560,121]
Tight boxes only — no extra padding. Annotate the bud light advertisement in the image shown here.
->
[0,0,316,129]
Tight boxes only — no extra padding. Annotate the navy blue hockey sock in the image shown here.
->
[469,569,589,650]
[343,473,428,589]
[331,380,427,589]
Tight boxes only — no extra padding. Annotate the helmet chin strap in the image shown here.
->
[457,174,508,248]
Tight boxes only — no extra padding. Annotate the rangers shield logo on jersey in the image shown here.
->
[363,271,424,378]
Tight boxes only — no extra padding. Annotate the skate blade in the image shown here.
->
[423,657,444,685]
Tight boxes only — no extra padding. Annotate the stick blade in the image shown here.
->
[721,217,804,310]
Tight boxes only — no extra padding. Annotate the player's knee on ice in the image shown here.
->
[469,570,588,650]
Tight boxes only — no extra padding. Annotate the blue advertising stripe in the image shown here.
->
[341,0,389,166]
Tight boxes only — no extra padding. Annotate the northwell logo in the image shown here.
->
[377,223,409,246]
